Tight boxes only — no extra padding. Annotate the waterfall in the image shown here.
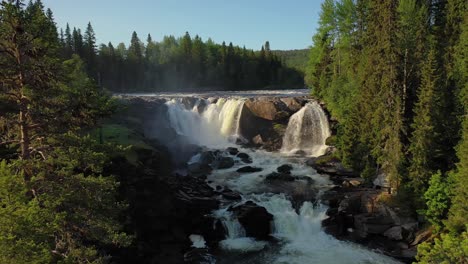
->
[165,98,245,148]
[281,101,331,156]
[214,207,268,252]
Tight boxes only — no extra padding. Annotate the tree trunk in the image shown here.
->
[19,98,30,159]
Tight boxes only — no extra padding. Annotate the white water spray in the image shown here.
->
[165,98,245,148]
[281,101,331,156]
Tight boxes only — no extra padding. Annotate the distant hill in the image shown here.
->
[273,49,310,72]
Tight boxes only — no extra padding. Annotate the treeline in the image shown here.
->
[0,1,133,262]
[59,24,304,92]
[273,49,310,72]
[306,0,466,262]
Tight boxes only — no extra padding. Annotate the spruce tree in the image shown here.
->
[408,45,439,202]
[83,22,97,79]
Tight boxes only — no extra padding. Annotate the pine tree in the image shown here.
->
[83,22,97,79]
[64,23,73,58]
[408,45,439,201]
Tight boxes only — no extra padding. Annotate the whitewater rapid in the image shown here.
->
[154,92,401,263]
[206,148,400,264]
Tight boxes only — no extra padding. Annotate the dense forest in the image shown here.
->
[1,0,467,263]
[60,24,304,92]
[306,0,467,262]
[273,49,310,72]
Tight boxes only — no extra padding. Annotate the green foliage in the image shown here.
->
[307,2,467,261]
[0,1,131,262]
[423,172,452,231]
[272,49,309,71]
[408,46,440,202]
[0,136,131,263]
[416,230,468,264]
[61,27,304,91]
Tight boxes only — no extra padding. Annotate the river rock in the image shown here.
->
[252,134,264,145]
[221,188,242,201]
[226,147,239,155]
[237,166,263,173]
[184,248,215,264]
[229,201,273,240]
[306,154,356,177]
[280,97,305,112]
[187,163,213,175]
[213,157,235,169]
[383,226,406,241]
[237,152,252,164]
[265,172,296,182]
[244,97,291,121]
[277,164,293,174]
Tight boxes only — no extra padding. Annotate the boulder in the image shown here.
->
[213,157,235,169]
[342,178,364,188]
[187,163,213,175]
[383,226,406,241]
[244,97,290,121]
[237,166,263,173]
[265,172,296,182]
[280,97,304,112]
[277,164,293,174]
[183,248,215,264]
[229,201,273,240]
[237,152,252,164]
[226,147,239,155]
[197,151,216,165]
[306,154,356,177]
[353,213,394,237]
[221,188,242,201]
[338,195,362,214]
[252,134,264,145]
[373,171,391,188]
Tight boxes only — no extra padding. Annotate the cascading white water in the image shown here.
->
[165,98,245,148]
[214,207,268,252]
[155,92,400,263]
[203,147,400,263]
[281,101,331,156]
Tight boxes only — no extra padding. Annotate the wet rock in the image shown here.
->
[229,201,273,240]
[237,166,263,173]
[221,189,242,201]
[353,213,394,237]
[400,247,417,260]
[384,226,406,241]
[198,151,216,165]
[237,152,252,164]
[342,178,364,188]
[213,157,235,169]
[306,154,356,177]
[265,172,295,182]
[187,163,212,175]
[252,134,264,145]
[338,195,362,214]
[280,97,304,112]
[277,164,293,174]
[184,248,216,264]
[226,147,239,155]
[244,97,291,121]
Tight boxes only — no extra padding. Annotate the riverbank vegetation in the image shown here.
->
[306,0,467,262]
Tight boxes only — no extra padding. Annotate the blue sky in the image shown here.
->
[42,0,323,50]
